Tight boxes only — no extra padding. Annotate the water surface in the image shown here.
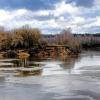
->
[0,50,100,100]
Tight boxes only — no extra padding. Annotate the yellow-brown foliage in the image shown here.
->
[18,52,30,60]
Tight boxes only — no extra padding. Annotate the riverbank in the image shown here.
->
[0,45,79,59]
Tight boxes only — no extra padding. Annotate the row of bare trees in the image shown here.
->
[43,29,81,53]
[43,28,100,52]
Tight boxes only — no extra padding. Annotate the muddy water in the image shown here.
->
[0,51,100,100]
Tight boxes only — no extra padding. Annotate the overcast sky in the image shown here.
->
[0,0,100,34]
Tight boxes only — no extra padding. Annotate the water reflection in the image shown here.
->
[1,51,100,77]
[16,69,42,77]
[1,51,100,100]
[0,55,79,77]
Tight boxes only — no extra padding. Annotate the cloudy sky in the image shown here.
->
[0,0,100,34]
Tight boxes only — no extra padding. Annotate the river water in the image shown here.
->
[0,50,100,100]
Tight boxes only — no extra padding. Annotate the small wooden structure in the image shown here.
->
[37,45,71,58]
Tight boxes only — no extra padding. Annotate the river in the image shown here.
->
[0,50,100,100]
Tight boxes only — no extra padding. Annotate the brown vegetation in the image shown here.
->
[0,27,42,50]
[0,26,100,58]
